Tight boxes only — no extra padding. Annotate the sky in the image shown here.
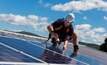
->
[0,0,107,45]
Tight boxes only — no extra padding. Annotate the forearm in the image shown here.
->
[64,40,68,45]
[63,40,68,50]
[47,25,59,41]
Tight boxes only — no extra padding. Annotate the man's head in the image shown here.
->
[66,13,75,22]
[65,13,75,27]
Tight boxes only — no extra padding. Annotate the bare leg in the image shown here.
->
[71,32,79,57]
[72,32,78,45]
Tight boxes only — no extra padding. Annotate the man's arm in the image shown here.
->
[47,25,59,42]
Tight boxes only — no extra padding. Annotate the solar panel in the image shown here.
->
[0,36,88,65]
[0,44,42,63]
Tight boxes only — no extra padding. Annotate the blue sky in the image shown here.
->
[0,0,107,45]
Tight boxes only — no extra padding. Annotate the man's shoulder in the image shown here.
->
[52,18,65,25]
[55,18,65,23]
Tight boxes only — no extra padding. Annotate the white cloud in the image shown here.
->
[93,27,106,33]
[75,24,91,31]
[75,24,107,45]
[104,16,107,20]
[51,0,107,12]
[0,13,49,32]
[0,14,28,25]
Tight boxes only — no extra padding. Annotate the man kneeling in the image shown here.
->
[47,13,79,57]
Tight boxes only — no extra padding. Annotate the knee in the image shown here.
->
[47,25,51,30]
[72,32,77,40]
[47,25,53,32]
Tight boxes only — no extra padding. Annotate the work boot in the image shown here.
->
[70,45,79,57]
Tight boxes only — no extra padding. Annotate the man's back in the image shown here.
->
[52,18,65,33]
